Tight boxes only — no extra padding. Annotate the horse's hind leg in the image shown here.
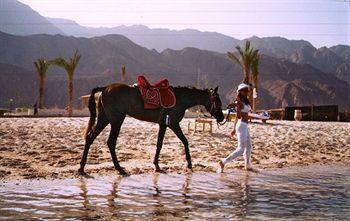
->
[170,123,192,170]
[154,124,167,173]
[107,115,127,175]
[79,113,108,175]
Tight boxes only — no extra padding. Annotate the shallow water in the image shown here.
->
[0,166,349,220]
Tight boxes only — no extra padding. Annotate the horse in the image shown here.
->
[78,83,225,175]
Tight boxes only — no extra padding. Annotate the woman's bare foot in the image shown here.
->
[217,161,225,173]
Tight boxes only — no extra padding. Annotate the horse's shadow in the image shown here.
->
[210,132,231,139]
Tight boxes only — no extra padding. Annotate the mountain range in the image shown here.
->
[0,0,64,35]
[0,0,349,111]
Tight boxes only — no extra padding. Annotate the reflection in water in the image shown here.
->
[152,173,164,217]
[219,173,253,219]
[0,165,349,220]
[107,177,121,216]
[181,172,192,205]
[79,177,90,220]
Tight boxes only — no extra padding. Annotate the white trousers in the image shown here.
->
[222,120,252,167]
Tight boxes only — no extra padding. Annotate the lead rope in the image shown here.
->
[217,110,231,128]
[200,108,231,128]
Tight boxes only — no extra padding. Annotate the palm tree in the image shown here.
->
[50,50,81,116]
[250,53,260,111]
[227,41,258,84]
[227,41,260,111]
[34,59,49,109]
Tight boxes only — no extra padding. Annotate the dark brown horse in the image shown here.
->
[78,83,224,175]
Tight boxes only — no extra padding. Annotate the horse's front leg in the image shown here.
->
[170,123,192,170]
[154,124,167,172]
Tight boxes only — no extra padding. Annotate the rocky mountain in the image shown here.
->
[48,17,320,58]
[258,55,349,108]
[147,47,350,109]
[0,31,349,111]
[0,0,64,35]
[0,63,38,107]
[0,0,349,111]
[0,62,119,108]
[48,17,241,53]
[243,36,314,59]
[290,45,350,84]
[330,45,350,64]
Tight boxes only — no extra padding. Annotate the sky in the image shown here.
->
[18,0,349,47]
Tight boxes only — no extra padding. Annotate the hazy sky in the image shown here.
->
[18,0,349,47]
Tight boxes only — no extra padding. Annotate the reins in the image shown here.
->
[217,109,232,127]
[201,91,232,128]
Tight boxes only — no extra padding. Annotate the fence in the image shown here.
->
[284,105,339,121]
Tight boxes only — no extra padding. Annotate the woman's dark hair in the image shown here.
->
[236,90,250,105]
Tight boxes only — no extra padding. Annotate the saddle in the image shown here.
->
[137,75,176,109]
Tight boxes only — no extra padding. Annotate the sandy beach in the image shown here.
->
[0,117,349,181]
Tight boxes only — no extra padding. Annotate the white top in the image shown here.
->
[241,104,251,113]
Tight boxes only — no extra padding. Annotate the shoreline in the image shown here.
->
[0,117,349,182]
[1,162,348,184]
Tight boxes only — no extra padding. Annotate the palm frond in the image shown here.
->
[244,41,253,56]
[50,58,69,70]
[227,51,242,67]
[34,59,49,77]
[228,40,260,84]
[70,50,81,71]
[235,45,244,58]
[251,51,260,76]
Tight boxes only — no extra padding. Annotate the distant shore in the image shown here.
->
[0,117,349,182]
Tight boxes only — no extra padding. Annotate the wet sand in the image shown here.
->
[0,117,349,181]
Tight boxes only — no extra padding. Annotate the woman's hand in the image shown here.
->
[231,129,236,137]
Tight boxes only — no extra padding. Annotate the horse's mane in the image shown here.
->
[172,86,209,93]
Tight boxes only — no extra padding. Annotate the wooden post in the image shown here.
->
[252,87,257,112]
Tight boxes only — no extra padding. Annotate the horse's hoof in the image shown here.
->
[155,168,166,174]
[118,170,129,176]
[186,166,193,173]
[78,168,86,175]
[185,169,193,174]
[156,169,166,173]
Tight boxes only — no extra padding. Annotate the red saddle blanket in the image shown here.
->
[137,75,176,109]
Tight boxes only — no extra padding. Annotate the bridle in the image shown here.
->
[201,90,225,122]
[209,91,220,114]
[209,91,232,127]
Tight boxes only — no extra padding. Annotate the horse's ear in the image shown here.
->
[214,86,219,93]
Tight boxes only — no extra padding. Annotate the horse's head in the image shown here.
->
[205,86,225,123]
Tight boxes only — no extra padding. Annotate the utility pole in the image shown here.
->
[121,65,126,83]
[196,68,201,88]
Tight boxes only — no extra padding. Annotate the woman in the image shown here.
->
[219,83,253,173]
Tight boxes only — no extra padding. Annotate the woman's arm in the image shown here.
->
[231,101,242,136]
[236,101,242,120]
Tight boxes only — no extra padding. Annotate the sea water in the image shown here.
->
[0,165,349,220]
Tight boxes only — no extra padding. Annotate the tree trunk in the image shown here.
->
[68,77,73,117]
[243,68,250,84]
[38,75,45,109]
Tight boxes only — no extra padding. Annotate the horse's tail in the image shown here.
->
[83,87,106,139]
